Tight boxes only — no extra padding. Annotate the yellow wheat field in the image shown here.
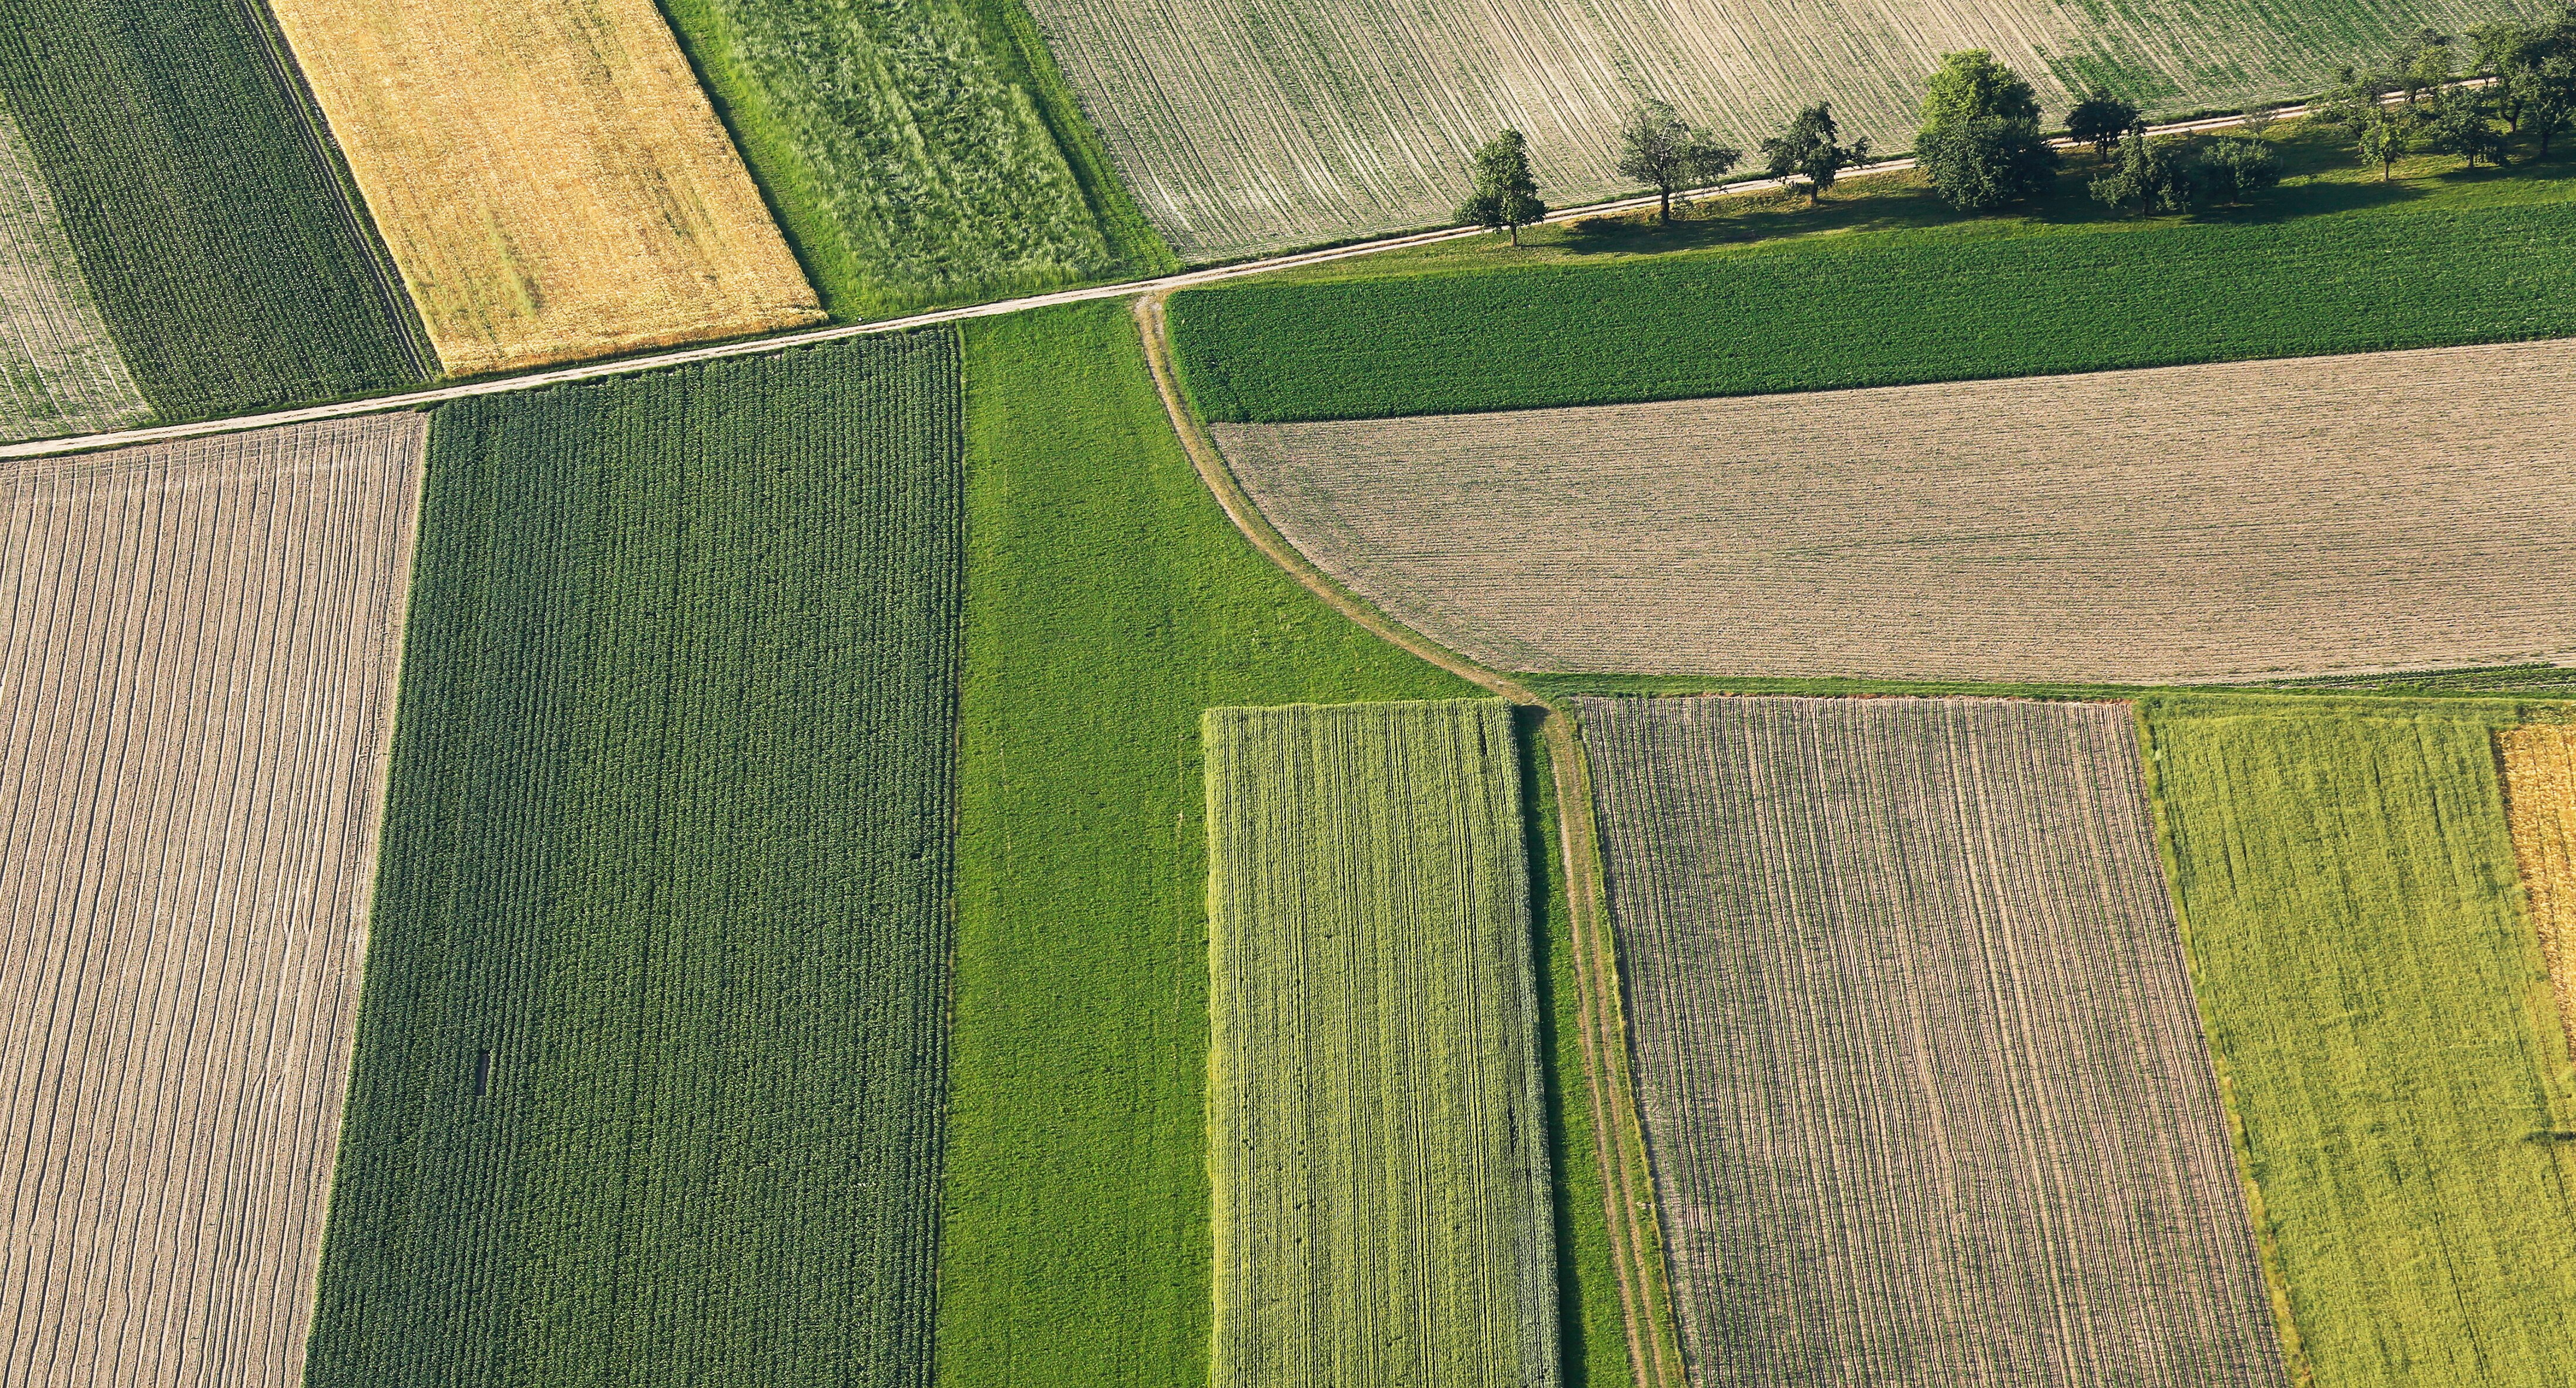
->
[2500,726,2576,1047]
[269,0,821,377]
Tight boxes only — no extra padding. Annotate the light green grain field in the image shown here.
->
[1204,699,1556,1388]
[2147,698,2576,1387]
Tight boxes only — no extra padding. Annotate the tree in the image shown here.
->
[2355,106,2417,179]
[2396,28,2454,103]
[1921,49,2043,129]
[2421,84,2507,166]
[1916,52,2057,210]
[2065,86,2141,160]
[1758,102,1869,204]
[1456,128,1547,244]
[2315,63,2397,134]
[2197,135,2281,204]
[2470,21,2536,129]
[2520,52,2576,156]
[2088,130,2195,214]
[1616,100,1741,223]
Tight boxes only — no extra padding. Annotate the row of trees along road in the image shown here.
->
[1458,15,2576,242]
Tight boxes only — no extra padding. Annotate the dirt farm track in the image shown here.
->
[0,417,425,1387]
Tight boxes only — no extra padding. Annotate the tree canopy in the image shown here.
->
[1917,52,2056,210]
[1456,128,1547,244]
[1758,102,1869,204]
[2064,87,2141,160]
[1616,99,1741,223]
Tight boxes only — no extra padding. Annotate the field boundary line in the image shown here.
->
[2131,705,2316,1387]
[1135,292,1687,1388]
[1,88,2424,462]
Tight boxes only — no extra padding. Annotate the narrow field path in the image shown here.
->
[2,95,2374,464]
[1137,293,1688,1388]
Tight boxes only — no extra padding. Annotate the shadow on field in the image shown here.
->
[1548,121,2571,260]
[1512,702,1598,1388]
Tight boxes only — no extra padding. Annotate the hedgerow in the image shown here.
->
[305,331,961,1387]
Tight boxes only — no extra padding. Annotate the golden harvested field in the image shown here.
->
[1214,339,2576,685]
[0,101,146,442]
[1020,0,2540,259]
[2501,725,2576,1046]
[0,417,426,1387]
[268,0,821,377]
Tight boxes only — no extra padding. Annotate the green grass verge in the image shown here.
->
[941,299,1620,1386]
[0,0,425,420]
[305,334,960,1387]
[1170,121,2576,423]
[655,0,1168,321]
[1204,698,1554,1384]
[2144,696,2576,1386]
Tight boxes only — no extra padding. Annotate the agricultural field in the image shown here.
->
[1022,0,2538,259]
[1577,693,2282,1386]
[2502,725,2576,1044]
[268,0,822,376]
[659,0,1167,318]
[302,335,958,1387]
[1172,176,2576,423]
[939,302,1627,1388]
[1204,699,1554,1387]
[0,417,427,1388]
[1212,338,2576,684]
[0,103,147,441]
[0,0,427,423]
[2147,699,2576,1385]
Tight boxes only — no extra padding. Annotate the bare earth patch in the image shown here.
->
[0,416,426,1387]
[2501,724,2576,1049]
[1217,339,2576,684]
[1576,693,2285,1387]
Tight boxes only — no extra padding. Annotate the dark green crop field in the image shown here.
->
[1171,190,2576,423]
[938,300,1623,1386]
[305,333,960,1388]
[2148,698,2576,1387]
[0,0,426,421]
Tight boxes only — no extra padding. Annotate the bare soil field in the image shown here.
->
[1020,0,2534,259]
[2501,725,2576,1046]
[1215,339,2576,685]
[0,102,146,442]
[268,0,820,376]
[1575,693,2284,1387]
[0,416,426,1387]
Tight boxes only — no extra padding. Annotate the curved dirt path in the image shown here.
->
[1135,293,1688,1388]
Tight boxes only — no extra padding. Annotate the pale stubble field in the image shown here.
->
[1217,339,2576,684]
[0,417,425,1387]
[1576,693,2284,1387]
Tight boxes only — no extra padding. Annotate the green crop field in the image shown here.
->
[303,333,960,1387]
[938,300,1623,1387]
[2147,698,2576,1387]
[0,0,426,423]
[1205,699,1556,1387]
[659,0,1170,319]
[1171,139,2576,423]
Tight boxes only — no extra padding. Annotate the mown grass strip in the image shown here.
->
[942,300,1628,1386]
[0,0,425,421]
[1205,698,1555,1387]
[305,332,960,1387]
[2145,698,2576,1386]
[1171,153,2576,423]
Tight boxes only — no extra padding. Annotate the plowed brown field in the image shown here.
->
[2501,725,2576,1046]
[268,0,820,377]
[0,416,426,1387]
[1577,693,2285,1387]
[1215,339,2576,684]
